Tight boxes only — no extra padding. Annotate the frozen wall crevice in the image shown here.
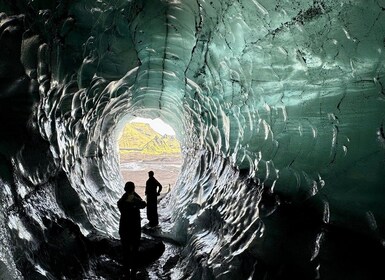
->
[0,0,385,279]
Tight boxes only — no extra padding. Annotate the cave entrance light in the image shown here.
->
[118,117,182,198]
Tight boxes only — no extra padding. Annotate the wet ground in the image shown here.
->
[119,153,182,197]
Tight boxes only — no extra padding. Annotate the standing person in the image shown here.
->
[145,171,162,227]
[118,181,147,279]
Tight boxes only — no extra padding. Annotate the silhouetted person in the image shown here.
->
[118,181,146,279]
[145,171,162,227]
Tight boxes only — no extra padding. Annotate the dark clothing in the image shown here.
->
[146,195,159,227]
[145,177,162,196]
[117,192,146,272]
[145,177,162,227]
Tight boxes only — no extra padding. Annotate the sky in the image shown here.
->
[130,117,176,135]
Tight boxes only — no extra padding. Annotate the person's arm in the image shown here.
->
[134,192,147,208]
[138,200,147,209]
[117,199,122,212]
[117,194,127,212]
[156,180,162,195]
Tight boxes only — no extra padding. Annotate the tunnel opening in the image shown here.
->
[117,117,183,197]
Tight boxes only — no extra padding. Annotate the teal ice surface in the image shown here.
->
[0,0,385,279]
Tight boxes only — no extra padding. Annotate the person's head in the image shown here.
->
[148,171,154,177]
[124,181,135,193]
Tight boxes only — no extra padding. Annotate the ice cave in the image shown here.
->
[0,0,385,279]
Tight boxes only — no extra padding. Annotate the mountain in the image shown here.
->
[118,123,181,155]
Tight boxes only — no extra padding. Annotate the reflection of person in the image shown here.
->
[145,171,162,227]
[118,181,146,279]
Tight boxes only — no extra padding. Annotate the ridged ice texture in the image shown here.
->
[1,0,385,279]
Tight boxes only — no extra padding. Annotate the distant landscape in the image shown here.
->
[119,122,181,155]
[118,123,182,197]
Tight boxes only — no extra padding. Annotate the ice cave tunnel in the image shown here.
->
[0,0,385,279]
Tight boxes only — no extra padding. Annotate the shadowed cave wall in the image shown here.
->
[0,0,385,279]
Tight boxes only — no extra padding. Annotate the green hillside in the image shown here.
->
[119,123,181,155]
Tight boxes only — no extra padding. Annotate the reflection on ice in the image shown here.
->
[34,265,48,276]
[8,215,33,241]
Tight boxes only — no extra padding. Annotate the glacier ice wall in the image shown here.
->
[0,0,385,279]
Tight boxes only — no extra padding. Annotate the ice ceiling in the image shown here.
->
[0,0,385,279]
